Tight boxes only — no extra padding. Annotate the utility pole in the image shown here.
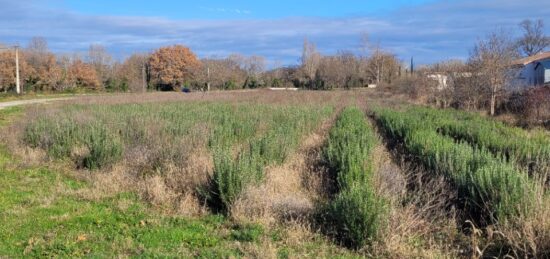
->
[0,45,21,94]
[15,46,20,94]
[410,57,414,76]
[207,66,210,92]
[142,63,147,93]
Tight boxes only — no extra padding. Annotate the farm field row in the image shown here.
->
[1,94,549,258]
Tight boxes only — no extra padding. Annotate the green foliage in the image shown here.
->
[211,148,264,210]
[230,224,264,242]
[23,118,122,170]
[324,107,377,190]
[223,80,238,90]
[243,76,264,89]
[105,78,129,92]
[82,125,123,170]
[326,186,386,248]
[374,107,538,223]
[418,107,549,170]
[322,107,386,249]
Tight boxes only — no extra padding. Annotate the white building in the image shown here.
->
[511,52,550,90]
[427,73,449,91]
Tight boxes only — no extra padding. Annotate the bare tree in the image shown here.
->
[316,55,347,89]
[119,53,149,92]
[243,55,266,77]
[517,19,550,57]
[301,38,320,80]
[469,30,519,116]
[87,44,113,84]
[27,37,48,55]
[361,34,399,85]
[197,56,247,90]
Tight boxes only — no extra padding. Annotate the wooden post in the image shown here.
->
[410,57,414,76]
[142,63,147,92]
[15,46,21,94]
[207,66,210,92]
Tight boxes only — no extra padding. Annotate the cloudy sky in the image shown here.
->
[1,0,549,66]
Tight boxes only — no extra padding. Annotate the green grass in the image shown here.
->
[0,145,234,257]
[0,166,355,257]
[0,106,22,127]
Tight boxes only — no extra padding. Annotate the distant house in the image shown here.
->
[511,52,550,90]
[426,72,472,91]
[427,73,449,91]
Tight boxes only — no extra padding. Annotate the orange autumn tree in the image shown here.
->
[68,59,100,89]
[26,53,63,91]
[149,45,200,90]
[0,50,32,92]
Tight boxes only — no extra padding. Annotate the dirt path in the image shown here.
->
[0,97,73,110]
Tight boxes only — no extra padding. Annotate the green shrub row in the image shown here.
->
[22,102,332,215]
[322,107,386,249]
[374,108,537,223]
[407,107,550,170]
[24,118,122,170]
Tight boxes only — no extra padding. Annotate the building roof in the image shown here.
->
[512,51,550,66]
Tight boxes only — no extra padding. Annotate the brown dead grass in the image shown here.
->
[368,113,461,258]
[230,117,335,226]
[64,145,213,217]
[487,183,550,258]
[60,89,407,110]
[132,147,213,217]
[372,160,461,258]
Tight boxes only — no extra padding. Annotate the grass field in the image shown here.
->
[1,90,549,258]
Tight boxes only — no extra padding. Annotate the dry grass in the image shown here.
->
[230,116,335,225]
[58,89,405,109]
[485,182,550,258]
[368,113,462,258]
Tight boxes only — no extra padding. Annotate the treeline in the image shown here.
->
[0,36,405,93]
[0,38,148,93]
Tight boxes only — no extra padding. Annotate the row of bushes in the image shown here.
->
[321,107,386,249]
[22,102,332,215]
[403,107,549,174]
[374,108,537,223]
[24,118,122,170]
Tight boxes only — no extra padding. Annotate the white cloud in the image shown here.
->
[199,6,252,15]
[0,0,549,64]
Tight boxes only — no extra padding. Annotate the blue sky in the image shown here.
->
[1,0,549,66]
[60,0,436,19]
